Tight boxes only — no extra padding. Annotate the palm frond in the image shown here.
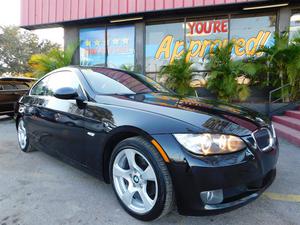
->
[205,41,251,102]
[29,43,78,78]
[254,31,300,100]
[159,50,194,96]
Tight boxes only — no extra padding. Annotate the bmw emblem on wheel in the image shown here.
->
[133,175,139,183]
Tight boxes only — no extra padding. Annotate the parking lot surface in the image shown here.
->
[0,117,300,225]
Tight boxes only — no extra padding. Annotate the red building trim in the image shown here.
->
[21,0,260,27]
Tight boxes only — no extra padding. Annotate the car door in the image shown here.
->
[23,76,50,151]
[30,71,88,165]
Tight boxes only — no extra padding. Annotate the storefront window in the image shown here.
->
[186,19,229,70]
[230,16,276,59]
[80,28,106,66]
[79,15,276,73]
[290,13,300,41]
[145,16,275,72]
[146,22,184,72]
[107,25,135,69]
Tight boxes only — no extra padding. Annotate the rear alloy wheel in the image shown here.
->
[17,118,35,153]
[110,137,174,221]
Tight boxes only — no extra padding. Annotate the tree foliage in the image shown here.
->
[0,26,60,75]
[159,51,195,96]
[29,44,77,78]
[205,42,257,102]
[256,32,300,100]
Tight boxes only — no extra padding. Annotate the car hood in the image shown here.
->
[95,92,270,136]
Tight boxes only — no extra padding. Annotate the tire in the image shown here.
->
[109,136,174,221]
[17,118,36,153]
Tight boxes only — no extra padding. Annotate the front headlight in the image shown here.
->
[173,133,246,155]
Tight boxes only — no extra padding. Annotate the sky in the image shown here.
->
[0,0,64,46]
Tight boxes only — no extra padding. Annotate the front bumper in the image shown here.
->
[152,134,279,216]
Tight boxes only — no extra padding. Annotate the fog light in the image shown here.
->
[200,189,223,204]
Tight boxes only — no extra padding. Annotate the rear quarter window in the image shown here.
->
[30,77,50,96]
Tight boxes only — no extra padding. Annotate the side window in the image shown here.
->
[30,77,50,96]
[31,71,83,97]
[46,71,83,97]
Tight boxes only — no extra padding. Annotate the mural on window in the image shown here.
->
[145,16,276,72]
[186,19,229,70]
[230,16,276,60]
[107,25,135,69]
[80,28,106,66]
[146,23,184,72]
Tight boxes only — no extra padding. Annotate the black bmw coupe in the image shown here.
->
[15,67,278,221]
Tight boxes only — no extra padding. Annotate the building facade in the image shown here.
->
[21,0,300,79]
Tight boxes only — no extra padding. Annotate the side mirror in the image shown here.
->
[54,87,79,100]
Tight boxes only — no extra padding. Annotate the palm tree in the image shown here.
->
[256,32,300,101]
[205,42,256,102]
[159,51,195,96]
[120,64,134,72]
[29,44,77,78]
[257,32,290,99]
[286,33,300,100]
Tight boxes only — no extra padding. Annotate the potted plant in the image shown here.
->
[242,56,272,102]
[205,42,256,103]
[159,51,195,96]
[256,32,300,101]
[190,72,216,99]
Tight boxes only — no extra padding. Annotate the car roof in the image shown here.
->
[63,65,135,74]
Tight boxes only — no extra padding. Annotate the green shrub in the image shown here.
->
[159,51,195,96]
[205,42,256,102]
[29,44,77,78]
[256,32,300,101]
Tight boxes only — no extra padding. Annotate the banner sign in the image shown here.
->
[146,17,275,71]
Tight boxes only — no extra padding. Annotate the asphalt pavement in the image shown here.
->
[0,116,300,225]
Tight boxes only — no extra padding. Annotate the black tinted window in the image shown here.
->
[31,77,50,96]
[31,71,82,96]
[46,71,82,96]
[81,68,169,95]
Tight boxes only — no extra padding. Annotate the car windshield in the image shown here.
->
[81,68,170,95]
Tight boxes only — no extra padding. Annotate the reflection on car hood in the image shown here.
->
[95,93,270,136]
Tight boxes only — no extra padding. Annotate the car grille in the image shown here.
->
[252,128,273,151]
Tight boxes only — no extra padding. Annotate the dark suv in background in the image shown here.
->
[0,77,36,117]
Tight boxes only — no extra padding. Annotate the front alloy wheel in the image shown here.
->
[110,137,174,221]
[113,148,158,214]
